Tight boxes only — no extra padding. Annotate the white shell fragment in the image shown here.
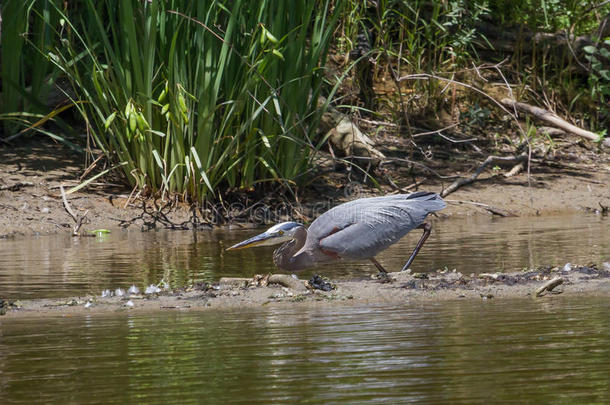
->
[101,289,113,298]
[145,284,161,294]
[115,288,126,297]
[128,285,140,295]
[125,300,134,308]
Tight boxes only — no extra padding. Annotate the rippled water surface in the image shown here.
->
[1,298,610,404]
[0,214,607,298]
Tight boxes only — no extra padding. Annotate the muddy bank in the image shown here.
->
[1,140,609,239]
[2,263,609,318]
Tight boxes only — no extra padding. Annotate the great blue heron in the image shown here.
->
[227,191,446,274]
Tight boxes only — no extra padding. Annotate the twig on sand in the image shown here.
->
[446,199,517,217]
[385,175,425,194]
[441,154,528,197]
[535,277,564,297]
[60,185,89,236]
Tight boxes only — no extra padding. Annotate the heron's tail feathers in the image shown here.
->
[406,191,446,212]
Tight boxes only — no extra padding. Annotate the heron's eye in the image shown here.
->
[278,230,284,235]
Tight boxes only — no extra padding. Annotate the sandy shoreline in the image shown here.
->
[2,263,609,319]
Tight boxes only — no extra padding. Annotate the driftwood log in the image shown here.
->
[502,99,610,147]
[535,277,564,297]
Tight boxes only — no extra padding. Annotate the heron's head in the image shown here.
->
[226,222,304,250]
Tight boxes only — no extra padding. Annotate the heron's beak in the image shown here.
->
[226,232,275,250]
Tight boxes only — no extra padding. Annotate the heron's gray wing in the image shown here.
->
[310,192,445,260]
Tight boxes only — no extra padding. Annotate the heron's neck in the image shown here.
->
[273,226,312,271]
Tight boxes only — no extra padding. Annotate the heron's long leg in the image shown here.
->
[370,257,389,275]
[401,222,432,271]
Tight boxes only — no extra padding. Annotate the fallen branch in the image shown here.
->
[412,123,478,144]
[501,98,610,147]
[535,277,564,297]
[441,154,528,197]
[79,154,104,182]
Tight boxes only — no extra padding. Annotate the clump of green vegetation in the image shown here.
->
[0,0,66,139]
[1,0,608,203]
[2,0,340,201]
[337,0,608,132]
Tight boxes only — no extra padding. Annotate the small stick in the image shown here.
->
[535,277,564,297]
[446,199,517,217]
[441,154,527,197]
[79,154,104,181]
[388,179,426,195]
[60,185,89,236]
[60,185,78,222]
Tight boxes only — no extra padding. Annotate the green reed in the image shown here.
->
[39,0,338,200]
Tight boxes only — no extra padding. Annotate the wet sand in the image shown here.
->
[2,263,609,318]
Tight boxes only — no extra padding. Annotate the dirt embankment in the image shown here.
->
[1,140,609,239]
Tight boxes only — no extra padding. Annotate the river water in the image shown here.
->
[0,214,608,298]
[0,213,609,403]
[1,298,610,403]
